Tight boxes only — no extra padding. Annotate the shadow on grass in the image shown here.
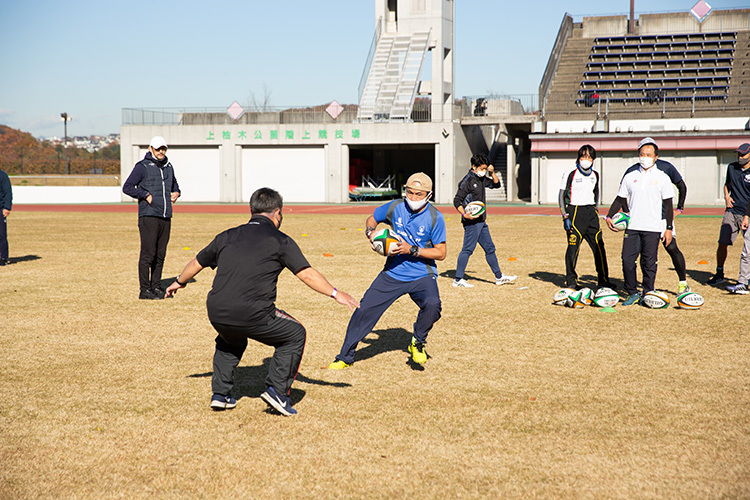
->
[354,327,427,371]
[188,357,352,410]
[8,254,41,264]
[161,276,195,289]
[438,269,494,285]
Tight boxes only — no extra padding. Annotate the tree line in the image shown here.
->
[0,125,120,175]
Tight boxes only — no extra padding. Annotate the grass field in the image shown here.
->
[1,210,749,498]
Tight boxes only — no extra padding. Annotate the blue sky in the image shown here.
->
[0,0,744,137]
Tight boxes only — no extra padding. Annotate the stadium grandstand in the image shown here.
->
[531,6,750,206]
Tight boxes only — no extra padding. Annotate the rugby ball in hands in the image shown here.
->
[371,228,401,256]
[593,287,620,307]
[676,291,704,310]
[610,212,630,231]
[641,290,670,309]
[553,288,576,306]
[464,201,486,217]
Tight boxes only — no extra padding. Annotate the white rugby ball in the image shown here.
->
[553,288,576,306]
[565,290,587,309]
[593,287,620,307]
[371,228,401,256]
[676,291,704,310]
[611,212,630,232]
[577,287,594,305]
[464,201,486,217]
[641,290,670,309]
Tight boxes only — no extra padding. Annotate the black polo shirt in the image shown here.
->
[196,215,310,326]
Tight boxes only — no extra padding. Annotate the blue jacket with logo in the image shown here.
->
[374,199,447,281]
[123,152,180,218]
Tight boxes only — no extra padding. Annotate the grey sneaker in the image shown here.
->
[496,275,517,285]
[727,283,749,295]
[452,279,474,288]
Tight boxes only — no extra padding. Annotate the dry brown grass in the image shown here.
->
[1,210,748,499]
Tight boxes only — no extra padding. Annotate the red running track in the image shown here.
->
[13,204,725,216]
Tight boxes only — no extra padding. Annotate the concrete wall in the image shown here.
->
[531,148,736,206]
[121,121,461,205]
[583,15,628,38]
[13,186,121,204]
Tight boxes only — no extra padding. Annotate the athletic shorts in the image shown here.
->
[718,212,746,245]
[660,219,677,238]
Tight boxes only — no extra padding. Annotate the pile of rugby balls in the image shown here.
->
[553,287,619,308]
[464,201,486,217]
[371,228,401,256]
[610,212,630,231]
[640,290,705,309]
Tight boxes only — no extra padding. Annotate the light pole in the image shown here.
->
[60,112,70,174]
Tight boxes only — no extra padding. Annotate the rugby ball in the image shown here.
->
[371,228,401,256]
[577,287,594,305]
[593,287,620,307]
[464,201,486,217]
[611,212,630,231]
[641,290,670,309]
[676,291,704,310]
[565,290,587,309]
[552,288,576,306]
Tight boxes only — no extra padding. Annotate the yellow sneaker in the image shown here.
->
[327,360,351,370]
[678,281,690,294]
[408,339,427,364]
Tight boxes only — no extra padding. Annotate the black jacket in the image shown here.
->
[453,170,500,225]
[123,152,180,218]
[0,169,11,212]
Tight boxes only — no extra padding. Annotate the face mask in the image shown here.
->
[639,157,655,169]
[579,159,592,169]
[405,194,429,211]
[474,169,486,178]
[276,212,283,229]
[739,157,750,166]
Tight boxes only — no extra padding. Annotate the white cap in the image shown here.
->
[149,136,168,149]
[638,137,657,150]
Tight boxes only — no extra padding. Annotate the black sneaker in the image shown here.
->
[0,259,9,266]
[707,273,725,285]
[151,287,167,299]
[139,289,158,300]
[598,281,616,290]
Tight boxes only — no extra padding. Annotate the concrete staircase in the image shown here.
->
[358,31,431,122]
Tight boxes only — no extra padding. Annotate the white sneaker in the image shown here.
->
[496,275,517,286]
[452,279,474,288]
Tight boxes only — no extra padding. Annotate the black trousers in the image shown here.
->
[622,229,661,295]
[210,309,307,397]
[663,237,686,281]
[0,214,7,261]
[565,205,609,287]
[137,216,171,292]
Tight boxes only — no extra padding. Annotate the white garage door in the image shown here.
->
[242,147,325,203]
[138,147,221,202]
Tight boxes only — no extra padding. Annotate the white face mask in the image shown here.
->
[579,159,593,169]
[405,194,430,211]
[474,169,486,178]
[639,157,655,169]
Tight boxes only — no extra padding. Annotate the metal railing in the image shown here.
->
[459,95,540,116]
[358,17,383,105]
[542,91,747,117]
